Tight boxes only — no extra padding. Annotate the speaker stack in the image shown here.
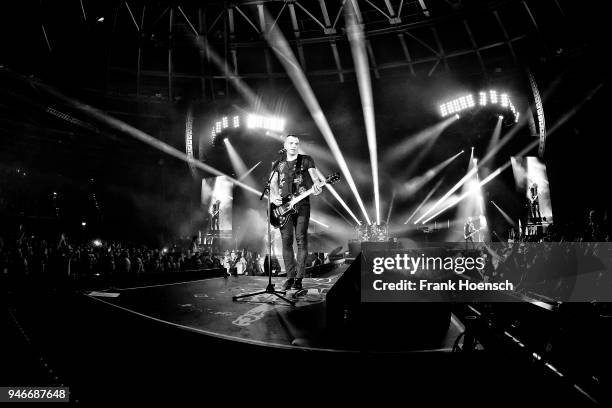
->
[326,251,452,350]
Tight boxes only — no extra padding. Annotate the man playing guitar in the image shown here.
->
[270,135,325,291]
[209,199,220,231]
[464,216,478,250]
[528,182,541,222]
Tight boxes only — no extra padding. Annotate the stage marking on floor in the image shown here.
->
[232,303,277,326]
[231,288,327,326]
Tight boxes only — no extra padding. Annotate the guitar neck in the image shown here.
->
[289,186,317,206]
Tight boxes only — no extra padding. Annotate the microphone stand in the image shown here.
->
[233,155,295,306]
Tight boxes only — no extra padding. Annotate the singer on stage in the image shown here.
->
[270,135,324,291]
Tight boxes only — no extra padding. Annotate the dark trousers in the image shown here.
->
[280,203,310,279]
[210,216,219,231]
[465,237,475,250]
[530,202,541,221]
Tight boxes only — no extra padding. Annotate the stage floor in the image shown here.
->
[86,265,463,351]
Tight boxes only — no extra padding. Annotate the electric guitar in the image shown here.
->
[464,228,482,240]
[270,173,340,228]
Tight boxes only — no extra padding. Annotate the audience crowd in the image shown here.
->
[0,229,329,282]
[1,210,608,300]
[470,209,612,301]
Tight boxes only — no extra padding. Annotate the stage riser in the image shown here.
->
[326,253,452,349]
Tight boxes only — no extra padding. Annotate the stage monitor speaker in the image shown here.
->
[326,253,451,350]
[348,241,361,258]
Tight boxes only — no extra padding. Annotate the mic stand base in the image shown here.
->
[232,282,295,306]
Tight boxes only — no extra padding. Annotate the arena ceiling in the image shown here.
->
[1,0,583,165]
[0,0,607,235]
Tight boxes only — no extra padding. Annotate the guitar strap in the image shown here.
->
[293,154,304,195]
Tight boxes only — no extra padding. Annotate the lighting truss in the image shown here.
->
[440,90,519,122]
[211,114,285,144]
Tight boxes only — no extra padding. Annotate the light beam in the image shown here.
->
[345,4,380,224]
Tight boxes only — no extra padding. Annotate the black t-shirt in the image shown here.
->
[276,154,315,201]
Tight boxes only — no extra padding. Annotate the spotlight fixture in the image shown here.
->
[211,113,286,144]
[439,89,519,122]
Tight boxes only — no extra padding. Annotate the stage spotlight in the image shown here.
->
[479,91,487,106]
[439,94,473,117]
[97,17,104,22]
[441,90,517,121]
[501,93,509,107]
[81,222,86,227]
[246,114,256,129]
[499,115,504,119]
[246,114,285,132]
[92,239,102,247]
[490,90,498,104]
[467,94,475,107]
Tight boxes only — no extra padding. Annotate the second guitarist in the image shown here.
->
[270,135,324,291]
[210,199,221,231]
[464,216,478,250]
